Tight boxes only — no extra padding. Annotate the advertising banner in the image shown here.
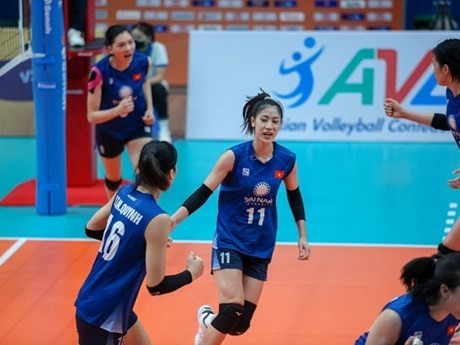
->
[187,31,454,142]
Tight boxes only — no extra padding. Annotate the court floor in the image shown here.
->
[0,137,458,344]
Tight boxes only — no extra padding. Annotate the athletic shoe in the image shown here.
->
[68,28,85,48]
[194,305,215,345]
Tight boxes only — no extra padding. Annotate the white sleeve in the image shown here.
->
[152,41,169,67]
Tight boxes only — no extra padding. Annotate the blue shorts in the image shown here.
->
[76,312,138,345]
[211,248,271,281]
[95,126,152,158]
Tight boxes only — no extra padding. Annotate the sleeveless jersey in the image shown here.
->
[445,88,460,150]
[75,184,164,334]
[90,52,150,140]
[355,293,459,345]
[213,141,296,259]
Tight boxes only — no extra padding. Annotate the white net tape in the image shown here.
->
[0,0,33,78]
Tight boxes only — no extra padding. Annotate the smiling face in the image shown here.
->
[108,31,136,66]
[251,106,282,142]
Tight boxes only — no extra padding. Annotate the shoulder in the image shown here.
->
[92,56,109,73]
[135,51,149,62]
[274,142,296,161]
[144,212,170,243]
[230,141,251,152]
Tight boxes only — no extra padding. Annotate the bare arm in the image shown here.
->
[384,98,434,126]
[142,58,155,126]
[145,214,170,287]
[365,309,402,345]
[86,195,116,231]
[145,213,204,293]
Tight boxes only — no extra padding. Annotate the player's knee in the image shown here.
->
[105,177,122,191]
[229,301,257,336]
[210,303,244,334]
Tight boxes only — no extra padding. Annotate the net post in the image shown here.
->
[31,0,67,215]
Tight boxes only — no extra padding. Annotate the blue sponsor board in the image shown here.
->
[274,0,297,7]
[192,0,215,6]
[341,12,365,21]
[247,0,269,7]
[154,24,168,32]
[315,1,338,8]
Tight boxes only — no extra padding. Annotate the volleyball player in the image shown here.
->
[171,90,311,345]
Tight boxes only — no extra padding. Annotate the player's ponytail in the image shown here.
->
[401,253,460,305]
[135,140,177,191]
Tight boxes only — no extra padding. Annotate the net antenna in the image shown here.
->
[0,0,43,78]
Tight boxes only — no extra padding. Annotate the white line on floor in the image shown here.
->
[0,238,27,267]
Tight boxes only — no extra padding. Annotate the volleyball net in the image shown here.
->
[0,0,33,78]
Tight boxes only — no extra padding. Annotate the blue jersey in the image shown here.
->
[445,88,460,149]
[355,293,459,345]
[91,52,150,140]
[75,184,165,334]
[212,141,296,259]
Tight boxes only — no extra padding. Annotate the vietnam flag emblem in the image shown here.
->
[274,170,284,179]
[448,324,457,336]
[133,73,142,81]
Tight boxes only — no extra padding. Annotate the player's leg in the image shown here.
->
[151,83,172,143]
[126,136,153,170]
[440,216,460,253]
[229,256,268,336]
[200,268,245,345]
[96,129,124,199]
[100,156,122,200]
[124,318,152,345]
[228,275,264,336]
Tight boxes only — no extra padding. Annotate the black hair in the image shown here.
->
[433,38,460,82]
[241,89,284,135]
[104,24,131,46]
[135,140,177,191]
[132,22,155,42]
[401,252,460,305]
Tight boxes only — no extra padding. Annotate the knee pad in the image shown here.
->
[105,177,122,191]
[229,301,257,336]
[210,303,244,334]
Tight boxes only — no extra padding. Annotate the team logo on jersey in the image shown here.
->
[133,73,142,81]
[254,182,271,197]
[274,170,284,179]
[242,168,250,176]
[119,85,133,99]
[245,182,273,206]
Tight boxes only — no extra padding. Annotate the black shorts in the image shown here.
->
[95,126,152,158]
[211,248,271,281]
[76,312,138,345]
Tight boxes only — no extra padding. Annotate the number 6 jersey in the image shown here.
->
[75,185,164,334]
